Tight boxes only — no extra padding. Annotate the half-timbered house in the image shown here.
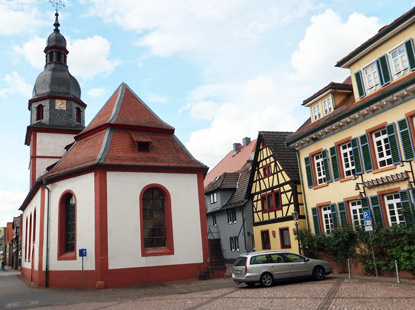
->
[247,131,305,253]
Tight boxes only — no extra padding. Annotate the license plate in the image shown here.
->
[235,270,241,274]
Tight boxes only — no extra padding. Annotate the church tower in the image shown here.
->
[25,11,86,187]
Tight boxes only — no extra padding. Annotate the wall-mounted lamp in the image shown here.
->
[400,160,415,190]
[353,174,367,199]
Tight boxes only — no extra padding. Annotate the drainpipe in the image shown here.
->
[42,179,50,288]
[296,151,310,231]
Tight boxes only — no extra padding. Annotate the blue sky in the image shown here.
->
[0,0,413,226]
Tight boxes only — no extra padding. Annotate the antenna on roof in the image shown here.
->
[49,0,65,13]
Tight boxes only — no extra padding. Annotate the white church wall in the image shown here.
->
[47,173,95,271]
[107,171,204,269]
[21,190,41,271]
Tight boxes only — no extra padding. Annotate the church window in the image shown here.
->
[76,107,82,123]
[58,192,76,260]
[25,218,28,261]
[140,185,174,256]
[36,105,44,121]
[28,213,32,262]
[56,52,62,62]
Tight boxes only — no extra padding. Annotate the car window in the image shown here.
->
[233,257,247,266]
[250,255,268,265]
[283,253,305,262]
[269,254,284,263]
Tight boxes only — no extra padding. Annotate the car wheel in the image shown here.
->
[260,273,274,287]
[313,266,325,281]
[246,282,256,287]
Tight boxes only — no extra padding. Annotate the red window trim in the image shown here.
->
[376,187,401,228]
[261,190,280,213]
[57,190,77,261]
[279,227,291,249]
[140,184,174,257]
[274,190,282,211]
[262,164,272,178]
[260,229,271,250]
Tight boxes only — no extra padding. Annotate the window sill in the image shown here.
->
[371,165,396,174]
[339,176,354,183]
[142,247,174,257]
[313,183,329,190]
[58,252,76,261]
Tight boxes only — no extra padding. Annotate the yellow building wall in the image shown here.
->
[349,26,415,101]
[299,98,415,234]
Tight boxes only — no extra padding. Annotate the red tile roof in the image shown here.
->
[204,139,257,187]
[302,81,352,106]
[44,83,207,178]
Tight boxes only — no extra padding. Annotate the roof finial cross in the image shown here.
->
[49,0,65,13]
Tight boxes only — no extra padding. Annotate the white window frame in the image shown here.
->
[212,214,217,226]
[314,153,327,185]
[349,200,363,228]
[227,209,237,224]
[210,192,217,204]
[362,61,381,94]
[372,128,392,168]
[388,43,409,79]
[340,142,356,178]
[321,206,334,233]
[312,103,322,121]
[322,97,333,115]
[230,236,240,252]
[384,193,405,225]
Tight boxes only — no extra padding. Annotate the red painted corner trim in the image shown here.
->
[139,184,174,257]
[197,172,209,267]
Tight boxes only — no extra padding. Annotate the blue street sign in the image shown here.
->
[363,211,371,221]
[79,248,87,257]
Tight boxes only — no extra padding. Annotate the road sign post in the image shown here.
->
[79,249,87,289]
[362,211,378,277]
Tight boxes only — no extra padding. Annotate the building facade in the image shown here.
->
[247,132,305,253]
[286,8,415,235]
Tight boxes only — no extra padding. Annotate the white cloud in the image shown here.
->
[144,94,168,104]
[0,2,45,36]
[189,101,219,120]
[289,9,381,83]
[13,36,45,69]
[87,87,106,98]
[0,71,32,98]
[0,189,26,227]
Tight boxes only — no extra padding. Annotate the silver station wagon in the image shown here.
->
[232,251,332,287]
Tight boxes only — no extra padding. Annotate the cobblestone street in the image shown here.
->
[2,266,415,310]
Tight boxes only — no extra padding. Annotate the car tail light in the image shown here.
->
[245,258,248,274]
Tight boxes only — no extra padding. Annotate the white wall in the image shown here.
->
[22,190,41,270]
[107,171,203,269]
[46,173,95,271]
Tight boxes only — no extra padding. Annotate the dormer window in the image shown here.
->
[389,44,409,78]
[312,103,322,121]
[137,142,150,152]
[362,62,380,95]
[129,132,152,153]
[36,105,44,121]
[322,97,333,115]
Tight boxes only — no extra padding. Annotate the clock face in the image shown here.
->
[55,99,67,110]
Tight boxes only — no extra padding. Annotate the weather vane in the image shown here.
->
[49,0,65,12]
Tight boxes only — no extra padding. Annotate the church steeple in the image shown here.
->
[25,10,87,187]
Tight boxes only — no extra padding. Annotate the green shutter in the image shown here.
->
[405,39,415,71]
[376,55,391,86]
[337,202,349,226]
[322,149,332,183]
[351,137,363,174]
[370,195,385,227]
[397,118,415,161]
[305,156,314,188]
[386,123,402,164]
[361,197,370,215]
[354,70,365,98]
[359,133,373,172]
[330,203,339,228]
[330,146,340,181]
[399,190,414,226]
[312,207,321,235]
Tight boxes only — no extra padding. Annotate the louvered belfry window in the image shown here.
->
[142,188,166,248]
[64,194,76,253]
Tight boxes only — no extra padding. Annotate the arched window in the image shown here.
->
[76,107,82,123]
[25,218,28,261]
[33,209,36,244]
[36,105,44,121]
[28,214,32,262]
[58,192,76,260]
[140,185,174,256]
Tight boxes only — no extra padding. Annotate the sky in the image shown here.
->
[0,0,413,226]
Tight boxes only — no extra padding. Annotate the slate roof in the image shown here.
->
[43,83,207,179]
[259,131,299,182]
[204,139,256,187]
[204,172,239,194]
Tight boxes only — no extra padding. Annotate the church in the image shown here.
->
[19,12,210,288]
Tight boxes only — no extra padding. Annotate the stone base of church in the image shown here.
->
[22,262,209,289]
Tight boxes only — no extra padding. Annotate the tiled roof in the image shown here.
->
[302,81,353,106]
[43,83,207,178]
[259,131,300,182]
[204,139,257,187]
[204,172,239,193]
[286,72,415,145]
[336,7,415,68]
[223,166,251,209]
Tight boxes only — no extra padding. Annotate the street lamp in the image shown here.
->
[292,210,301,255]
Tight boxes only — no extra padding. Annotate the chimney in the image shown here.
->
[242,137,251,147]
[233,143,239,152]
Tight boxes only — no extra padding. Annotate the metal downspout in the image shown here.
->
[43,179,50,288]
